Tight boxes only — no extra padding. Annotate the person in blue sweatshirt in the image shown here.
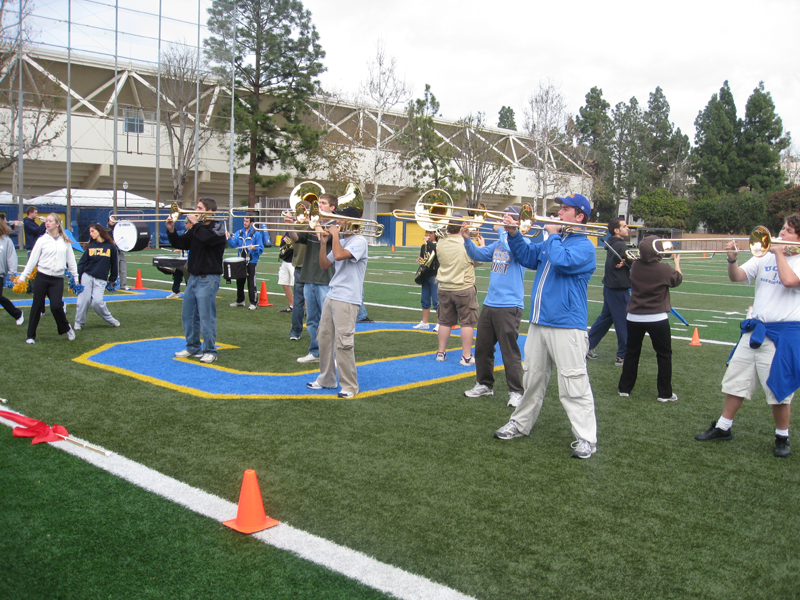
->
[462,208,529,408]
[226,215,264,310]
[74,223,120,330]
[493,194,599,460]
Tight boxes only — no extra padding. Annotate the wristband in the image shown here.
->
[727,257,737,264]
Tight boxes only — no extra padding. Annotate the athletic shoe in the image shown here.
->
[459,355,474,366]
[615,356,624,367]
[15,314,24,325]
[199,353,217,364]
[66,327,76,341]
[280,307,293,313]
[494,420,526,440]
[357,317,375,323]
[435,351,446,362]
[508,392,523,407]
[297,353,319,364]
[619,392,630,397]
[26,338,35,344]
[174,349,202,359]
[695,421,733,441]
[230,301,245,307]
[289,334,301,341]
[571,439,597,459]
[248,304,258,310]
[412,321,431,330]
[122,286,132,291]
[774,435,791,458]
[166,292,181,299]
[464,383,493,398]
[74,323,82,331]
[657,393,678,403]
[433,324,439,332]
[338,391,355,398]
[306,381,334,390]
[111,320,121,327]
[586,349,599,360]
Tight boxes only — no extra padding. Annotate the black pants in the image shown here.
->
[475,305,524,394]
[0,284,22,321]
[172,268,184,293]
[27,273,71,340]
[618,318,672,398]
[236,263,258,305]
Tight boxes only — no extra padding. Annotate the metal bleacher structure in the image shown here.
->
[1,42,593,246]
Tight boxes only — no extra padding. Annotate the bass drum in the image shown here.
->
[223,257,247,282]
[114,220,151,252]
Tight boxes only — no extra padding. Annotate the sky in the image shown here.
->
[300,0,800,148]
[26,0,800,150]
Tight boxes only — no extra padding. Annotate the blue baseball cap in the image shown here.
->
[556,194,591,216]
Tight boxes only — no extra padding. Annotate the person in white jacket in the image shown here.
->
[0,220,24,325]
[17,213,79,344]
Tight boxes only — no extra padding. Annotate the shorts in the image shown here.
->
[721,332,794,405]
[278,261,295,286]
[436,287,479,328]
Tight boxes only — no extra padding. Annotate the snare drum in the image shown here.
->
[114,220,151,252]
[223,257,247,282]
[152,256,187,275]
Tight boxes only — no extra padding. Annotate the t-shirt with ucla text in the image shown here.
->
[740,252,800,322]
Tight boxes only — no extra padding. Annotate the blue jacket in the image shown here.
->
[507,230,596,329]
[734,319,800,403]
[464,230,526,309]
[228,226,265,264]
[23,217,46,251]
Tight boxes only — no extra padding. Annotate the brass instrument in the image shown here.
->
[316,183,385,238]
[650,237,746,257]
[111,202,228,223]
[748,225,800,257]
[392,189,454,234]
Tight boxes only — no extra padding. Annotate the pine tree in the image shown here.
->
[643,87,690,194]
[497,106,516,130]
[739,81,791,193]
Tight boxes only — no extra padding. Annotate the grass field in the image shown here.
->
[2,244,800,600]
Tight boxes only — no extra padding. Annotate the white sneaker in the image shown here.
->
[73,323,82,331]
[111,320,120,327]
[433,324,439,332]
[494,420,526,440]
[166,292,181,299]
[230,301,245,307]
[435,351,446,362]
[15,314,24,325]
[297,353,319,364]
[571,439,597,459]
[459,355,475,366]
[412,321,431,330]
[508,392,523,407]
[248,304,258,310]
[199,353,218,363]
[657,393,678,403]
[66,327,76,341]
[175,349,202,358]
[464,383,493,397]
[26,338,35,344]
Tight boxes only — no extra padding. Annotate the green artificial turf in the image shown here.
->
[2,246,799,600]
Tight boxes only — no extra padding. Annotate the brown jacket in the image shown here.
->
[627,235,682,315]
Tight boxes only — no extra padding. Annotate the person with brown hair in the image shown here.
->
[74,223,120,330]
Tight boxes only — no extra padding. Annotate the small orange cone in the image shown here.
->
[258,280,272,307]
[391,244,395,252]
[223,469,279,534]
[689,328,701,346]
[133,269,144,289]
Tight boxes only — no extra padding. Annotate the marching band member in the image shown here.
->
[167,198,227,364]
[493,194,599,459]
[0,219,24,326]
[461,209,528,407]
[695,214,800,457]
[226,214,264,310]
[413,230,439,330]
[74,224,120,330]
[306,207,369,398]
[17,213,79,344]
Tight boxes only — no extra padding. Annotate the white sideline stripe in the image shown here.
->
[0,410,475,600]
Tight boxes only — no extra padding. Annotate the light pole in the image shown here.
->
[123,181,128,209]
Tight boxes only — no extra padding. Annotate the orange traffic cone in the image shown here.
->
[223,469,279,534]
[391,244,395,252]
[689,328,701,346]
[257,280,272,307]
[134,269,144,290]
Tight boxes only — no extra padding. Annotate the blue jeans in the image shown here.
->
[357,302,368,321]
[290,267,305,338]
[303,283,329,357]
[182,274,220,356]
[420,276,439,310]
[588,287,629,358]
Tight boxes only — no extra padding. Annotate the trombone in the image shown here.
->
[316,182,385,238]
[748,225,800,257]
[230,180,325,229]
[111,202,229,223]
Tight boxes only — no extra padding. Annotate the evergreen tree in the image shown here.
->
[739,81,791,193]
[611,97,647,201]
[575,86,613,180]
[643,86,690,193]
[690,81,741,197]
[205,0,325,205]
[497,106,516,130]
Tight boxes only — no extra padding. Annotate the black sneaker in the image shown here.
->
[695,421,733,441]
[774,435,791,458]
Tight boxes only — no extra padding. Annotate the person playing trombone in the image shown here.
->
[493,194,599,460]
[695,214,800,457]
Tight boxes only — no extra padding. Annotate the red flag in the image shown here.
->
[0,411,70,445]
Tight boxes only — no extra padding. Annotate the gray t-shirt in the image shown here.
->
[326,234,368,306]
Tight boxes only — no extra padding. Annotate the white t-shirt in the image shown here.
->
[326,234,368,306]
[740,253,800,322]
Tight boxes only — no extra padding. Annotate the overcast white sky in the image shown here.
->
[28,0,799,149]
[302,0,799,147]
